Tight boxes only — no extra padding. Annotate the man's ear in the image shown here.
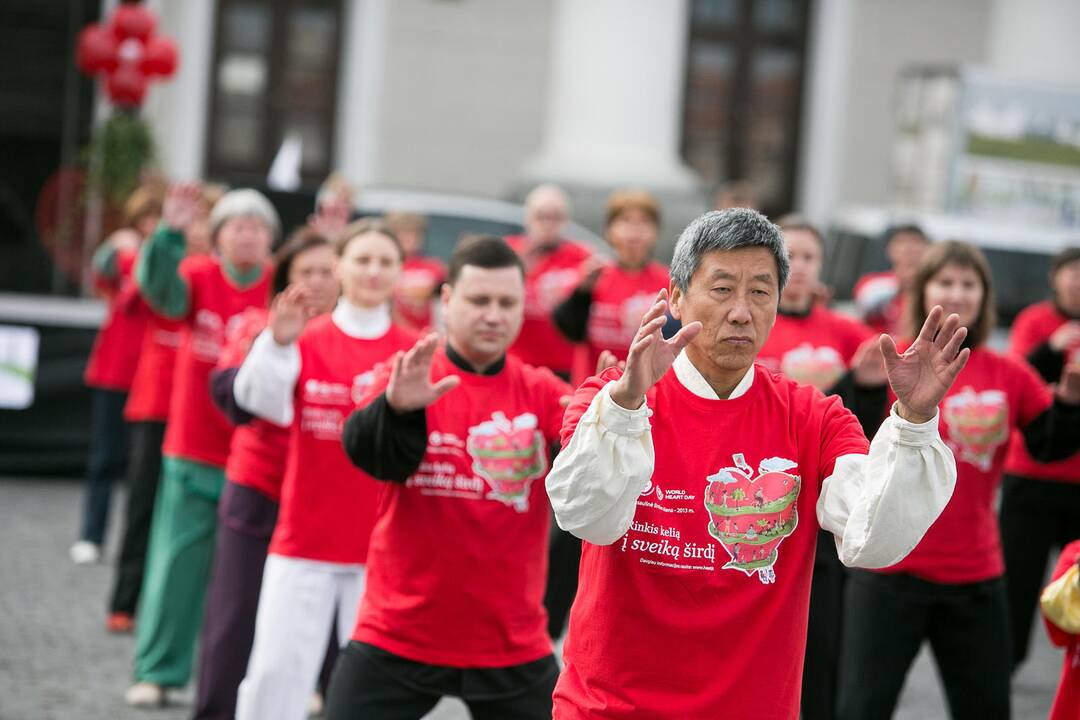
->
[669,282,683,321]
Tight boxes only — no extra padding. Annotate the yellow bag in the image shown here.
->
[1042,563,1080,634]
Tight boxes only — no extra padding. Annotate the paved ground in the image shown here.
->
[0,478,1059,719]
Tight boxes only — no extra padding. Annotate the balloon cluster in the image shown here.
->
[76,3,179,107]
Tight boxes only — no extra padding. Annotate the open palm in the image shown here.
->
[881,306,971,423]
[385,333,461,412]
[610,289,701,409]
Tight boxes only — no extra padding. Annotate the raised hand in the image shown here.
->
[609,289,702,410]
[385,333,461,412]
[1050,322,1080,353]
[851,336,887,387]
[1057,362,1080,405]
[881,305,971,423]
[270,284,319,346]
[308,195,352,240]
[577,255,609,292]
[595,349,625,375]
[162,182,202,232]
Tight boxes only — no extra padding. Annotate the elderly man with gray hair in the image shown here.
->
[546,208,971,719]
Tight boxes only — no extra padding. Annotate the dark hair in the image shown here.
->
[1050,246,1080,276]
[908,240,995,347]
[336,218,403,260]
[271,227,333,295]
[775,213,824,248]
[884,224,930,246]
[447,235,524,285]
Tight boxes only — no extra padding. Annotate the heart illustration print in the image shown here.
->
[704,454,801,585]
[942,386,1009,472]
[467,411,548,512]
[780,344,846,391]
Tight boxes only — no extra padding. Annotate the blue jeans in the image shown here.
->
[79,388,130,545]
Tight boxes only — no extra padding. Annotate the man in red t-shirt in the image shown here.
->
[328,236,571,719]
[506,183,594,380]
[546,208,970,719]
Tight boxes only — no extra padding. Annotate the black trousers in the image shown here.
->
[801,529,847,720]
[326,642,556,720]
[1001,473,1080,669]
[837,571,1011,720]
[79,388,130,545]
[543,523,581,639]
[108,420,165,615]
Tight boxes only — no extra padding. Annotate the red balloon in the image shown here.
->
[111,4,156,42]
[141,36,178,77]
[76,23,118,74]
[106,62,149,106]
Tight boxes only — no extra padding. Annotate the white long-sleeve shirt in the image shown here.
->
[545,351,957,569]
[233,300,392,426]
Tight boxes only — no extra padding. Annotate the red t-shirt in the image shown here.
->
[268,316,417,564]
[878,347,1051,584]
[160,256,272,467]
[1004,301,1080,482]
[124,312,183,422]
[217,308,290,502]
[1045,539,1080,720]
[351,349,570,667]
[553,365,869,720]
[393,255,446,332]
[853,270,907,336]
[571,262,670,385]
[84,249,150,391]
[506,235,593,376]
[757,306,873,392]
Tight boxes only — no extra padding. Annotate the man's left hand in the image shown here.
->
[881,305,970,424]
[1057,362,1080,406]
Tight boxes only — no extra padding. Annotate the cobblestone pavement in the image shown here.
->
[0,478,1058,720]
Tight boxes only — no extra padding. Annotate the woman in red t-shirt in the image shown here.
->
[193,227,340,720]
[71,186,162,566]
[232,220,416,720]
[1000,246,1080,670]
[837,241,1080,720]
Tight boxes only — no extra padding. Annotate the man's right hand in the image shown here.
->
[270,284,317,346]
[609,289,701,410]
[385,333,461,412]
[162,182,202,232]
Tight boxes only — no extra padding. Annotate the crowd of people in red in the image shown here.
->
[70,173,1080,719]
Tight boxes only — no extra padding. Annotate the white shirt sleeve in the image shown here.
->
[546,387,956,567]
[816,404,956,569]
[233,329,301,427]
[546,381,654,546]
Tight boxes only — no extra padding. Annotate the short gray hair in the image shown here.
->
[210,189,281,242]
[670,208,789,292]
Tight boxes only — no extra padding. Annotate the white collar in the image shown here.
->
[672,351,755,400]
[331,299,391,339]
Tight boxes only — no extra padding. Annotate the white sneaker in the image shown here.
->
[308,691,325,717]
[125,682,165,707]
[69,540,101,565]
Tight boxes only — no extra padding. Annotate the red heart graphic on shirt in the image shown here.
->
[467,412,547,512]
[942,386,1009,472]
[780,344,846,391]
[704,454,801,584]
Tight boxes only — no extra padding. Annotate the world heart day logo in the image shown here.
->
[704,454,801,585]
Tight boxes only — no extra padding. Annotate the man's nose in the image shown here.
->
[728,297,752,324]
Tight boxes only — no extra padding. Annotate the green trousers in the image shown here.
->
[133,455,224,685]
